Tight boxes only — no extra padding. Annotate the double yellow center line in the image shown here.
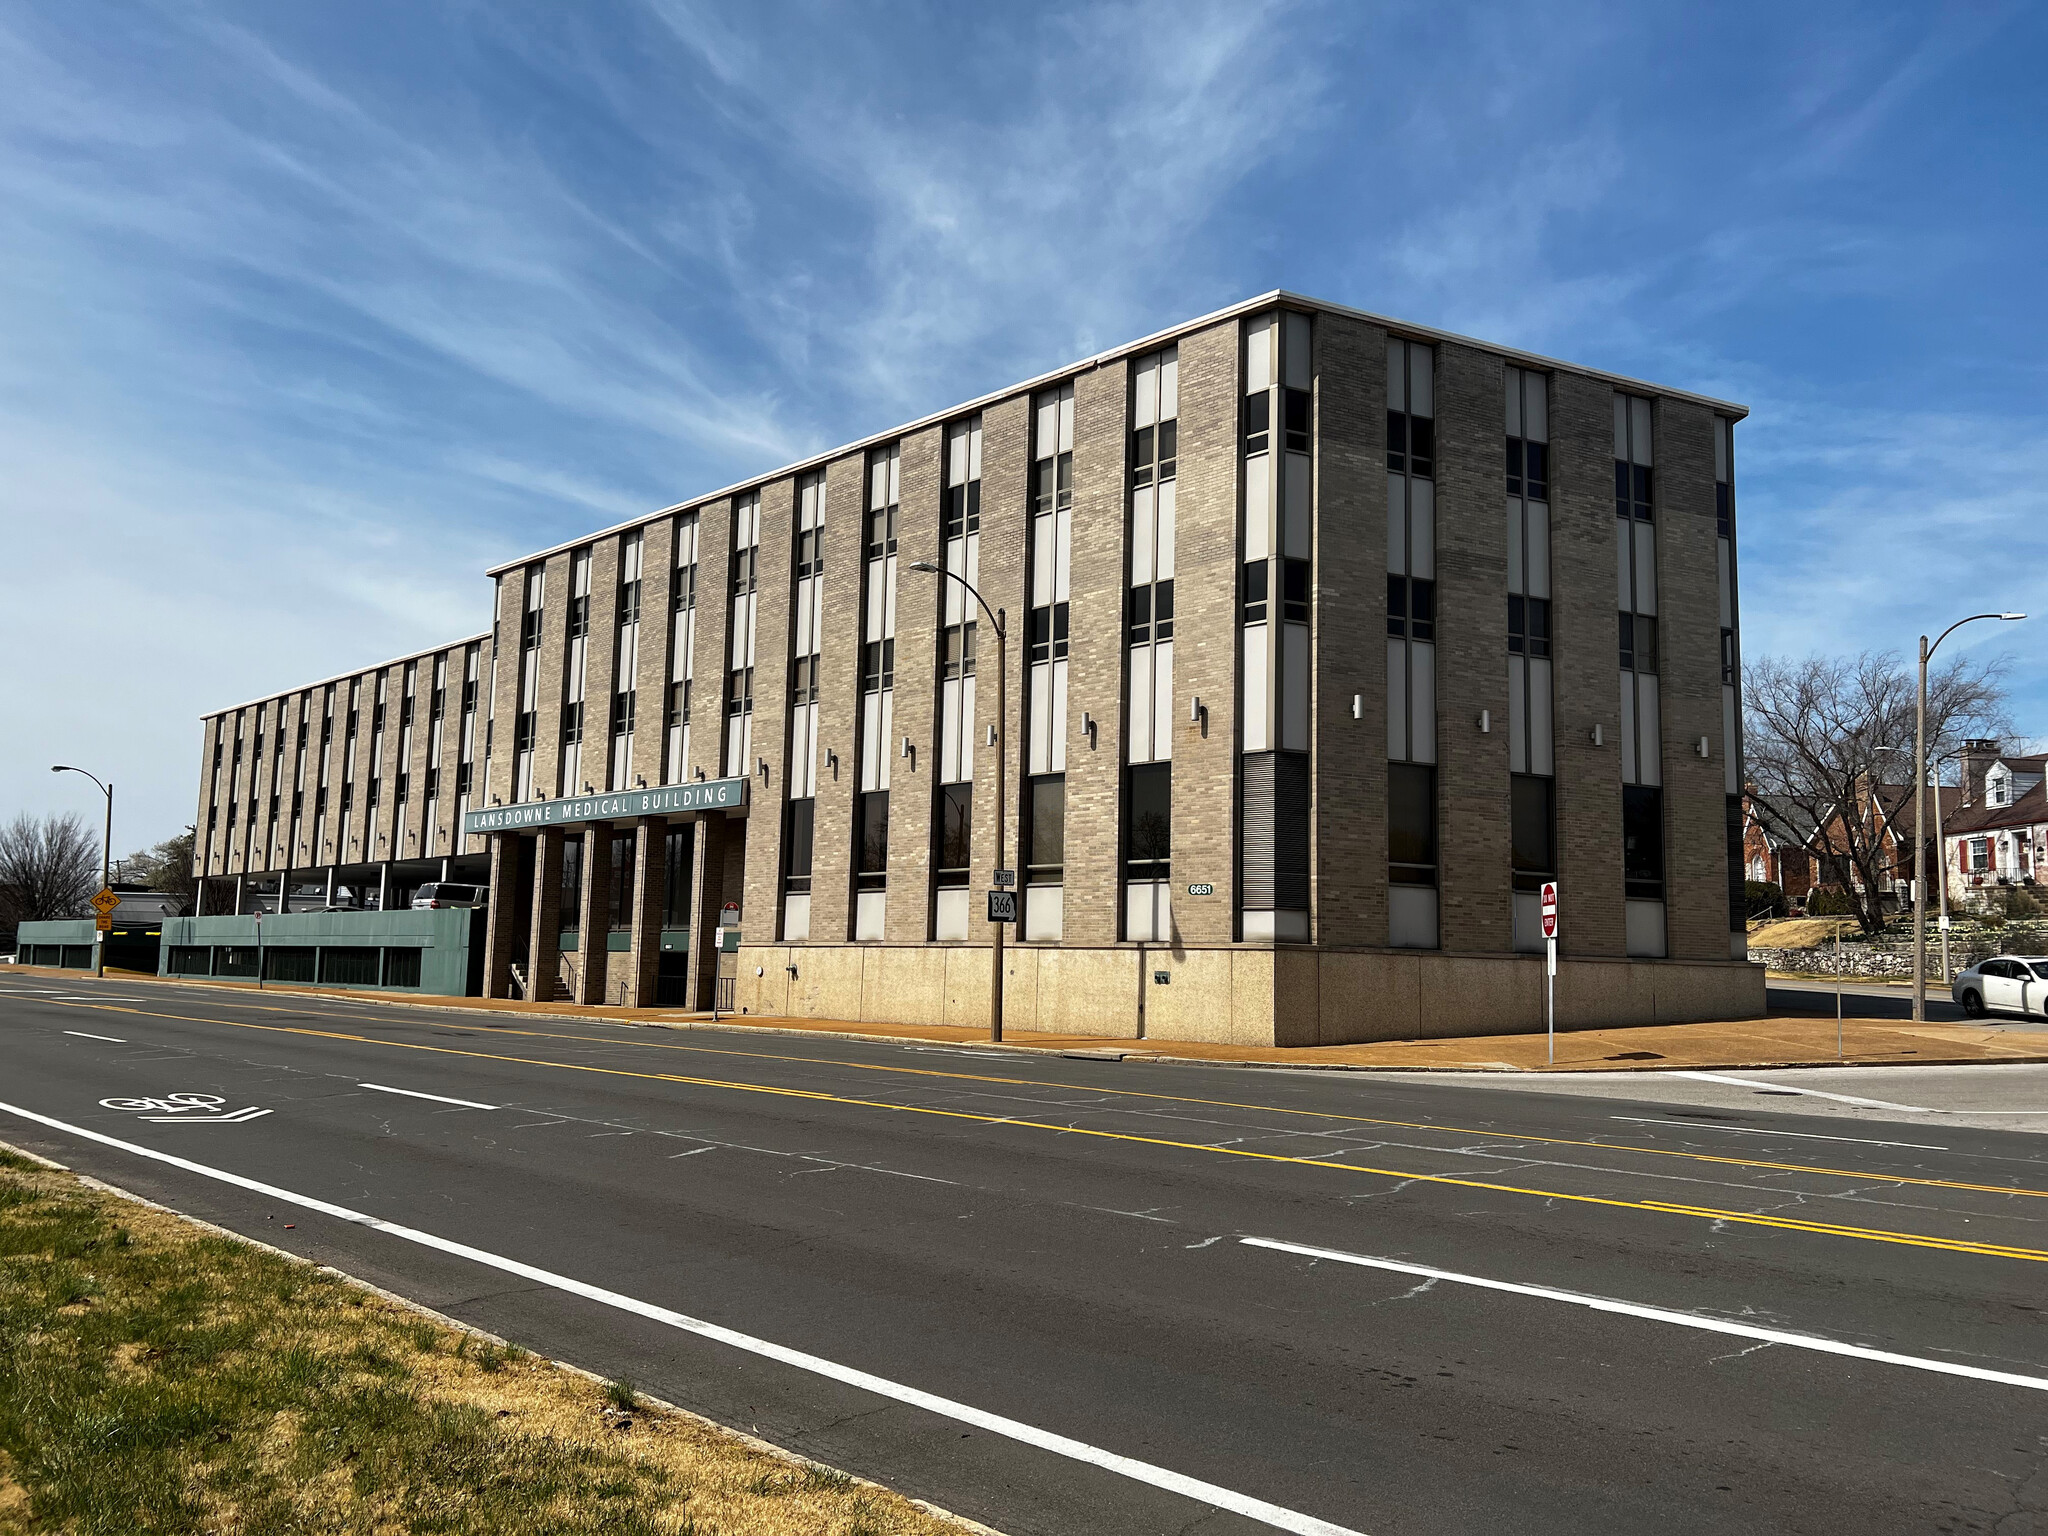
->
[38,997,2048,1264]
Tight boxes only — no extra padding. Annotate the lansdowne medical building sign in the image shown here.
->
[462,778,748,837]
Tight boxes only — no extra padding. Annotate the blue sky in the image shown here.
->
[2,0,2043,848]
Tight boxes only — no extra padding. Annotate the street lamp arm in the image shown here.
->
[1927,611,2028,663]
[907,561,1004,637]
[51,764,111,799]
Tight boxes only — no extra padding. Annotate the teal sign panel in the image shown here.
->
[463,778,748,836]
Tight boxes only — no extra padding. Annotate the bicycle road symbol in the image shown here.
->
[100,1093,272,1124]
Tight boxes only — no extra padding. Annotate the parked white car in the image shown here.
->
[1952,956,2048,1020]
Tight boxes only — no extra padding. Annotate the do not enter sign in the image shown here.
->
[1540,881,1559,940]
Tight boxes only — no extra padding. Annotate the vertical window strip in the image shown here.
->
[1023,388,1073,940]
[558,548,593,797]
[1615,393,1666,953]
[1717,416,1743,934]
[725,493,760,781]
[856,446,899,939]
[1505,366,1556,951]
[935,416,981,941]
[1386,336,1438,949]
[1126,348,1178,940]
[666,512,699,784]
[608,532,643,792]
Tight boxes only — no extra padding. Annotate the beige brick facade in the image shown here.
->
[193,292,1762,1036]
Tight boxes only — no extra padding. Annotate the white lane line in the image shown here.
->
[63,1030,127,1044]
[1608,1116,1948,1151]
[1672,1071,1937,1113]
[0,1101,1365,1536]
[358,1083,499,1111]
[1242,1236,2048,1393]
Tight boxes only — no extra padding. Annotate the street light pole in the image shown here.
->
[52,765,113,978]
[909,560,1008,1043]
[1913,612,2027,1022]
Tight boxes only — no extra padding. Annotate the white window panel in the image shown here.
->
[1506,499,1523,594]
[959,675,975,782]
[783,893,811,943]
[855,890,886,941]
[561,744,581,798]
[1244,625,1270,753]
[610,732,630,791]
[1613,396,1629,459]
[1505,368,1522,437]
[1283,453,1310,557]
[1386,337,1403,406]
[622,532,643,582]
[1024,885,1063,942]
[1283,312,1311,390]
[865,564,887,642]
[943,538,967,624]
[1247,315,1274,394]
[666,723,686,785]
[1638,675,1660,786]
[879,690,894,790]
[1386,637,1407,760]
[1409,346,1433,417]
[1152,639,1173,764]
[948,427,969,486]
[1128,644,1154,763]
[1525,375,1547,442]
[1054,509,1071,603]
[1245,456,1272,561]
[617,624,638,681]
[1050,660,1067,773]
[1387,475,1407,573]
[1527,503,1549,599]
[790,702,819,798]
[1057,390,1074,453]
[1029,663,1055,775]
[676,517,698,567]
[1159,353,1177,419]
[1410,641,1436,764]
[571,549,591,598]
[860,696,884,794]
[1281,623,1309,752]
[1714,417,1729,482]
[1530,657,1554,777]
[1132,485,1156,586]
[1134,357,1157,429]
[1156,480,1175,581]
[1632,522,1658,616]
[883,555,898,638]
[1032,516,1055,607]
[1126,881,1171,942]
[1408,478,1434,580]
[566,636,586,703]
[1509,657,1528,775]
[1625,899,1666,958]
[935,887,969,940]
[1718,543,1733,628]
[1723,686,1739,795]
[940,679,961,781]
[1036,395,1059,456]
[796,579,816,657]
[1630,398,1654,464]
[1617,524,1634,611]
[1389,886,1437,949]
[965,531,979,596]
[1620,677,1638,784]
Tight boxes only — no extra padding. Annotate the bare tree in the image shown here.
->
[0,812,100,947]
[1744,650,2008,934]
[117,826,198,913]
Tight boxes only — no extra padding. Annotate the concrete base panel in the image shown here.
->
[727,942,1765,1046]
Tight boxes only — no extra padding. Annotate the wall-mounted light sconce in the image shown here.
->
[582,782,595,796]
[492,795,502,806]
[757,759,771,781]
[984,725,997,747]
[636,775,647,789]
[1697,736,1711,759]
[1189,695,1204,724]
[1479,709,1491,733]
[900,736,913,759]
[826,748,839,773]
[785,963,798,978]
[1082,711,1096,746]
[1591,724,1604,746]
[1352,694,1363,720]
[694,767,706,781]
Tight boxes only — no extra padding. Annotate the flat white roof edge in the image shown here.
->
[481,286,1747,577]
[201,631,492,721]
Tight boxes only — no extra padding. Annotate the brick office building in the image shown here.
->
[193,292,1764,1040]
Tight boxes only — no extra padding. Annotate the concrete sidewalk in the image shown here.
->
[9,964,2047,1074]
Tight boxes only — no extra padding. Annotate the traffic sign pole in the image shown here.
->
[1540,882,1560,1065]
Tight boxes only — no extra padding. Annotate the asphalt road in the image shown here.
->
[3,974,2047,1535]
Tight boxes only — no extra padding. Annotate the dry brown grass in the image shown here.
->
[0,1148,991,1535]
